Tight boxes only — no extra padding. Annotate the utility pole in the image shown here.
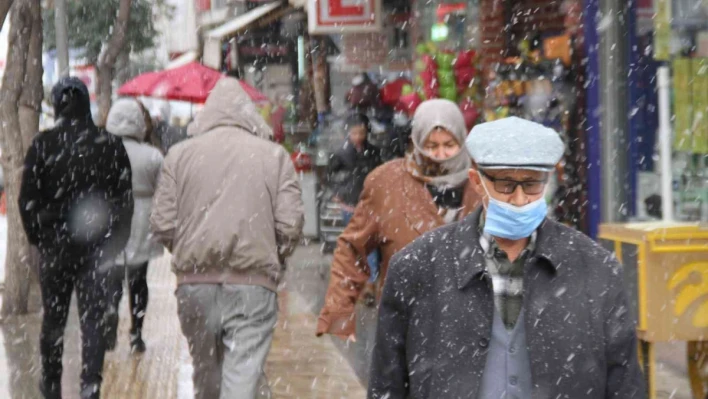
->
[598,0,629,223]
[55,0,70,77]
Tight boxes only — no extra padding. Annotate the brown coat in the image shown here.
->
[316,158,481,337]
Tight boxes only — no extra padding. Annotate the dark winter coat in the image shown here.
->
[18,77,134,260]
[369,207,646,399]
[327,140,381,206]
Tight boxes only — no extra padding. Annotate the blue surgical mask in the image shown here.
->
[481,182,548,240]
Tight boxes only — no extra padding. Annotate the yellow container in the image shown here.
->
[599,222,708,398]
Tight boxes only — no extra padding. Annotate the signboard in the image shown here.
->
[341,32,387,68]
[653,0,671,60]
[238,35,292,64]
[308,0,382,34]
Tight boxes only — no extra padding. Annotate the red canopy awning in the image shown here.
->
[117,62,269,104]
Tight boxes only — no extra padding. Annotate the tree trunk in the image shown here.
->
[95,0,132,126]
[115,49,131,86]
[95,66,113,127]
[297,35,318,128]
[0,0,43,317]
[311,37,330,115]
[0,0,13,32]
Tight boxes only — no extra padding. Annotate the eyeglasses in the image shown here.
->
[479,170,548,195]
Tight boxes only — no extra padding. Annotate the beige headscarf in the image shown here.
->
[408,99,471,188]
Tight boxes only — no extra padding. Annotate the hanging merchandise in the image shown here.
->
[403,42,483,130]
[380,78,412,107]
[346,73,381,110]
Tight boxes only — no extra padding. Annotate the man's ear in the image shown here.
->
[468,168,485,197]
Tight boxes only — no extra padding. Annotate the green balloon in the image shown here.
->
[436,52,456,69]
[438,70,455,86]
[439,86,457,101]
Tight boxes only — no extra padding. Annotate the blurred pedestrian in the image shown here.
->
[104,99,165,353]
[317,99,481,341]
[150,78,304,399]
[18,77,134,399]
[150,102,186,154]
[369,117,646,399]
[327,112,382,305]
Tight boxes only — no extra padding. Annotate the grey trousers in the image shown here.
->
[176,284,278,399]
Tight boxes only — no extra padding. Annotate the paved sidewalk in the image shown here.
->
[0,251,365,398]
[0,244,697,398]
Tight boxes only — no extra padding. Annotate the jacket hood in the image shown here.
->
[106,98,148,141]
[186,78,273,140]
[51,77,93,124]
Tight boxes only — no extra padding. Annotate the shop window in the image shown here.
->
[414,0,479,52]
[393,25,409,50]
[388,12,412,62]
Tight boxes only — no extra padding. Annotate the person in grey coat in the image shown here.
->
[105,98,165,353]
[369,116,646,399]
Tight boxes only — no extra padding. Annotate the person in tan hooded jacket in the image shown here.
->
[150,77,304,399]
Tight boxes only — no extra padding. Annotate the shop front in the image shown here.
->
[599,0,708,397]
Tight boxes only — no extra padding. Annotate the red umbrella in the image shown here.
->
[117,62,269,104]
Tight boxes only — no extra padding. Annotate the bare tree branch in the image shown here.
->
[97,0,132,69]
[0,0,14,32]
[96,0,132,125]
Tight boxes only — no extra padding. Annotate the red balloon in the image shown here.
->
[380,78,412,106]
[459,99,480,131]
[397,92,423,116]
[455,66,477,86]
[454,50,476,69]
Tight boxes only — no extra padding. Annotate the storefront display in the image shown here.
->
[646,0,708,224]
[400,44,482,129]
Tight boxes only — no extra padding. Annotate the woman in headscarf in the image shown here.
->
[317,99,481,340]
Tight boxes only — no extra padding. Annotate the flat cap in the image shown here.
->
[465,116,564,171]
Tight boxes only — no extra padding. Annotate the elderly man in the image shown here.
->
[368,116,646,399]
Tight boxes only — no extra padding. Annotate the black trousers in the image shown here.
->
[38,254,109,399]
[109,261,149,334]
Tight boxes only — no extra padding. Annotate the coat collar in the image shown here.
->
[454,207,562,290]
[400,163,481,235]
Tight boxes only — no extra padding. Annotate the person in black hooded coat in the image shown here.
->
[327,113,382,209]
[327,113,382,305]
[18,77,133,399]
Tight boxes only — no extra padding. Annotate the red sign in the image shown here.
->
[308,0,382,34]
[196,0,211,12]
